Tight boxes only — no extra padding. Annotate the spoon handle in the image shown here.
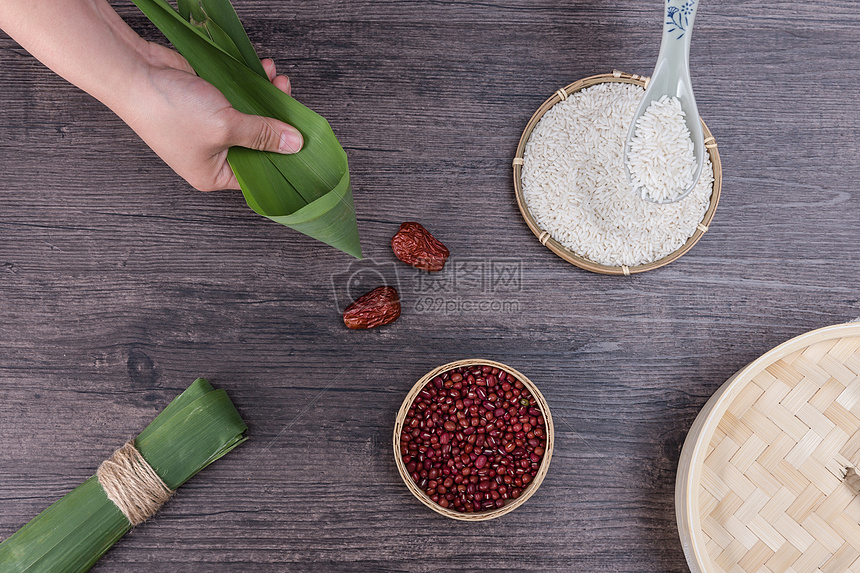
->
[660,0,699,65]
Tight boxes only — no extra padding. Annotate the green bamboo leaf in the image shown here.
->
[227,147,306,214]
[176,0,204,22]
[171,0,215,44]
[136,389,248,485]
[132,0,362,258]
[138,377,215,437]
[0,379,247,573]
[203,18,244,62]
[268,174,361,259]
[177,0,245,64]
[198,0,267,78]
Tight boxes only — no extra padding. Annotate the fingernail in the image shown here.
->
[279,128,303,153]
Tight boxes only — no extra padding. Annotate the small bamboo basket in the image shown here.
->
[393,359,554,521]
[676,323,860,573]
[513,71,722,275]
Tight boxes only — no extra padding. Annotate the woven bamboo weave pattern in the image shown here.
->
[700,335,860,573]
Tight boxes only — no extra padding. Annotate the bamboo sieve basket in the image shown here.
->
[676,323,860,573]
[393,359,554,521]
[513,71,722,276]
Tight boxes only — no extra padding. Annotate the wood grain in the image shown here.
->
[2,0,860,571]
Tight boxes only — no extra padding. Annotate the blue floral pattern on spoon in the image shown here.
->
[666,0,696,39]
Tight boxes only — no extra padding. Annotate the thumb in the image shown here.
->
[226,110,304,154]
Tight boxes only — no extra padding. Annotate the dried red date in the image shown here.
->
[343,286,401,329]
[391,222,449,272]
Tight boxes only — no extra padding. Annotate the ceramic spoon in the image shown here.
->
[624,0,704,204]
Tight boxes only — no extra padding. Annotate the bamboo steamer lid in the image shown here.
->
[677,323,860,573]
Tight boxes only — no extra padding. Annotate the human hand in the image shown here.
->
[121,42,302,192]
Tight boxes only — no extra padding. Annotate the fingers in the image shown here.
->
[261,58,276,82]
[225,108,303,154]
[261,58,292,96]
[273,75,291,96]
[211,159,242,191]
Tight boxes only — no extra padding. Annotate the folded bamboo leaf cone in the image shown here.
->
[135,0,362,258]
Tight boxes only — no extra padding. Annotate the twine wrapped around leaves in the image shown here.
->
[0,378,247,573]
[97,441,174,526]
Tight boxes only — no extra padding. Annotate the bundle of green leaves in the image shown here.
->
[0,378,247,572]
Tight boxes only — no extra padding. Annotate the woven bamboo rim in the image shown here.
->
[513,71,723,275]
[393,359,554,521]
[676,323,860,573]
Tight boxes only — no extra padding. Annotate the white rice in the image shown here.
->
[626,95,697,203]
[521,82,713,268]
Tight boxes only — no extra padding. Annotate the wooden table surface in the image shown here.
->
[2,1,859,571]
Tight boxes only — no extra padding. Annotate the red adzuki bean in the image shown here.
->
[400,365,547,513]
